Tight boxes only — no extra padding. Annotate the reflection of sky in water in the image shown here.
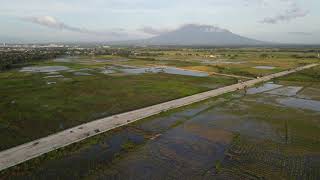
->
[101,69,115,74]
[120,67,209,77]
[266,86,303,97]
[254,66,275,70]
[53,57,73,63]
[277,97,320,112]
[201,59,244,65]
[20,66,70,73]
[73,72,92,76]
[247,82,282,94]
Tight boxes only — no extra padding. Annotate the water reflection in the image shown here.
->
[246,82,282,94]
[266,86,303,97]
[254,66,275,70]
[120,66,209,77]
[277,97,320,112]
[20,66,70,73]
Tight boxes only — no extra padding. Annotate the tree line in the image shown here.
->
[0,49,65,71]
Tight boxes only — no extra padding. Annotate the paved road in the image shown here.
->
[0,63,317,171]
[209,72,254,80]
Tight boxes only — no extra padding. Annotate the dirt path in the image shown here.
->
[0,63,317,171]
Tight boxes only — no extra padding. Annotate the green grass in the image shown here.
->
[121,140,137,152]
[214,160,222,173]
[169,119,185,128]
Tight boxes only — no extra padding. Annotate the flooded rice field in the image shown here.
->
[101,69,116,74]
[254,66,276,70]
[119,66,209,77]
[298,87,320,100]
[246,82,283,94]
[266,86,303,96]
[19,64,209,77]
[277,97,320,112]
[53,57,78,63]
[4,79,320,180]
[43,75,64,79]
[20,66,70,73]
[199,59,244,65]
[73,72,92,76]
[53,56,129,63]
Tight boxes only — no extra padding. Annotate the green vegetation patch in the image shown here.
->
[277,66,320,82]
[0,71,236,150]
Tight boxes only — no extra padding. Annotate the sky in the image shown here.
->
[0,0,319,44]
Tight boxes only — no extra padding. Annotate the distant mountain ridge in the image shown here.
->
[112,24,267,46]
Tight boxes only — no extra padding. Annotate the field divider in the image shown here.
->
[0,63,318,171]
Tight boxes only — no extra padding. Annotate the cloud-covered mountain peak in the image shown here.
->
[179,24,230,33]
[112,24,267,46]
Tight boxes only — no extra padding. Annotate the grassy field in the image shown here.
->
[0,66,236,150]
[130,48,320,77]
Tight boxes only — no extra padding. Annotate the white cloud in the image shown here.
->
[288,31,313,36]
[23,16,76,31]
[260,7,308,24]
[259,0,309,24]
[22,16,125,37]
[138,27,171,35]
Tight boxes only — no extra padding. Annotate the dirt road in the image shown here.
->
[0,63,317,171]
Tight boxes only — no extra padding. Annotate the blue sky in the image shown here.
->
[0,0,319,44]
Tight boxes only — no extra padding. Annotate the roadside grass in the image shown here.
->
[276,66,320,82]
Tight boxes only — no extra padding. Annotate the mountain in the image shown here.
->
[114,24,266,46]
